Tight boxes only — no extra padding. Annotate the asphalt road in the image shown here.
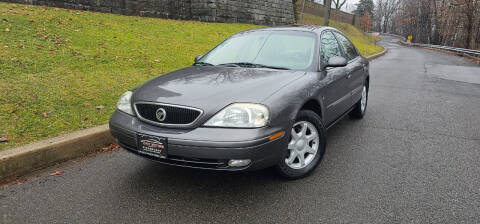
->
[1,36,480,223]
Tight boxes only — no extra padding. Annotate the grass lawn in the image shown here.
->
[0,3,260,150]
[0,3,383,151]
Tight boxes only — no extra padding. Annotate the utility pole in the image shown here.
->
[324,0,332,26]
[300,0,306,24]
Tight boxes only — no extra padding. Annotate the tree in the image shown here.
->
[384,0,480,49]
[332,0,347,9]
[374,0,401,33]
[324,0,332,26]
[455,0,478,49]
[353,0,375,16]
[300,0,306,23]
[361,12,373,32]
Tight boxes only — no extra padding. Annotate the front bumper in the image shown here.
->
[109,110,288,171]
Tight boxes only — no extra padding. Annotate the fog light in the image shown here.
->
[228,159,251,167]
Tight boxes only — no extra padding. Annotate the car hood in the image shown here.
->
[132,66,305,116]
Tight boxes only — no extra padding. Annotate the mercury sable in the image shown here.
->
[109,26,370,179]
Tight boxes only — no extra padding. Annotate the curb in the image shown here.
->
[0,125,114,180]
[366,48,387,61]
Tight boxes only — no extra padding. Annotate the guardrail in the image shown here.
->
[400,41,480,57]
[367,32,480,57]
[381,33,405,40]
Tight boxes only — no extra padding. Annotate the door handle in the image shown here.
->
[346,72,352,79]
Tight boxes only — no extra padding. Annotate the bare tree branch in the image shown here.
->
[380,0,480,49]
[332,0,347,9]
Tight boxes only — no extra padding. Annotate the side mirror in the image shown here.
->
[326,56,348,68]
[194,55,203,63]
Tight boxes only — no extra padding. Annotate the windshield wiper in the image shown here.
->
[216,63,241,67]
[193,61,214,66]
[251,63,291,70]
[218,62,290,70]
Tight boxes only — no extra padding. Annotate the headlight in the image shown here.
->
[204,103,269,128]
[117,91,134,115]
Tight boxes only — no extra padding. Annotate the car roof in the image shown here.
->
[239,25,339,35]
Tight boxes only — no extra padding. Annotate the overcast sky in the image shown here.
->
[344,0,360,13]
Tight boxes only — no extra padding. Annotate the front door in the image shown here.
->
[333,31,365,105]
[320,31,352,125]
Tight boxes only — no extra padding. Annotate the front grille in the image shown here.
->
[135,103,202,126]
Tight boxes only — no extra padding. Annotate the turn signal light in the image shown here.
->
[269,131,285,141]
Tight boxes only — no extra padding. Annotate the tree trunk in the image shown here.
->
[300,0,306,24]
[383,18,388,33]
[431,0,440,44]
[324,0,332,26]
[465,14,473,49]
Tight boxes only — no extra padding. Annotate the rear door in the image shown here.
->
[333,31,365,106]
[320,31,351,125]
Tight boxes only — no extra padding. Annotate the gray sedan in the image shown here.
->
[109,26,369,179]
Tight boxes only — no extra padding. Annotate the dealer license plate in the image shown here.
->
[137,133,168,157]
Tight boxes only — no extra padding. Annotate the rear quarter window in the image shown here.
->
[333,32,359,61]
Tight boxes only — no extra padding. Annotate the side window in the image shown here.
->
[320,31,342,63]
[334,32,359,61]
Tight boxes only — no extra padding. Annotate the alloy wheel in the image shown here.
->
[285,121,320,169]
[361,86,367,112]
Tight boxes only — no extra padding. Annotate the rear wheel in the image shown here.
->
[276,110,326,179]
[349,84,368,119]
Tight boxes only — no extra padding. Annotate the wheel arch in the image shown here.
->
[299,99,324,121]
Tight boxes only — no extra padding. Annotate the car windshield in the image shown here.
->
[197,31,317,70]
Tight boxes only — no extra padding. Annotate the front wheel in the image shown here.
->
[276,110,326,179]
[349,85,368,119]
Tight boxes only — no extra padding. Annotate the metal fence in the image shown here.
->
[379,33,480,57]
[401,41,480,57]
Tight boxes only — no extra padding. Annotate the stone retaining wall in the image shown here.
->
[1,0,294,25]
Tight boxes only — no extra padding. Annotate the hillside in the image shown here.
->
[300,14,384,56]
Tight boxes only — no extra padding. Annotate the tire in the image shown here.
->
[276,110,326,179]
[349,84,368,119]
